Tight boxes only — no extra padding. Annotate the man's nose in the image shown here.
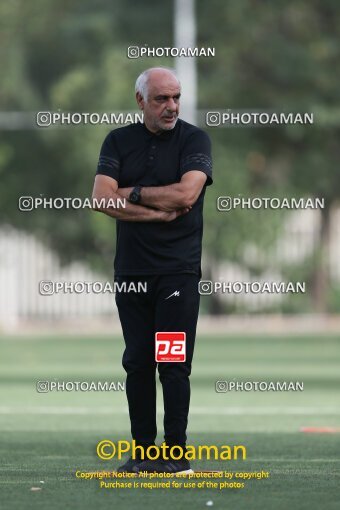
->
[166,98,178,111]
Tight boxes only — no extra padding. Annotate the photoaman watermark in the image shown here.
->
[96,440,246,461]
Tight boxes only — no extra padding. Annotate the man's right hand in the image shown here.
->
[159,208,191,222]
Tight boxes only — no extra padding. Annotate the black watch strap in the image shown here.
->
[129,185,142,204]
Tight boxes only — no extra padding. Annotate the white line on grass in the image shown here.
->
[0,406,339,415]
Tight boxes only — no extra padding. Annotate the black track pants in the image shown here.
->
[115,273,200,448]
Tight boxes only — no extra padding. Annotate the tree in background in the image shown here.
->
[198,0,340,312]
[0,0,339,313]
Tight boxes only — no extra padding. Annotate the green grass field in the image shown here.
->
[0,333,339,510]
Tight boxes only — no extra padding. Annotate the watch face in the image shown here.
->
[130,186,141,203]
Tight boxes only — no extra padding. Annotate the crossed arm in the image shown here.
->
[92,170,207,222]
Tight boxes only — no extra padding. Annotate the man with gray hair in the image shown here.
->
[92,67,213,473]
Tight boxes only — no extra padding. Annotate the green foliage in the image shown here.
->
[0,0,339,309]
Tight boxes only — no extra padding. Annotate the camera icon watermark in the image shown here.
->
[206,112,221,126]
[198,281,213,295]
[39,281,54,295]
[36,381,49,393]
[18,196,34,211]
[36,112,52,127]
[215,381,228,392]
[127,46,140,59]
[217,196,232,211]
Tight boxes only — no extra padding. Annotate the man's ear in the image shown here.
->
[136,92,144,110]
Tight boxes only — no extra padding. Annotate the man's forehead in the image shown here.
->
[147,74,180,96]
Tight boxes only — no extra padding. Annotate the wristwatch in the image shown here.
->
[129,185,142,204]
